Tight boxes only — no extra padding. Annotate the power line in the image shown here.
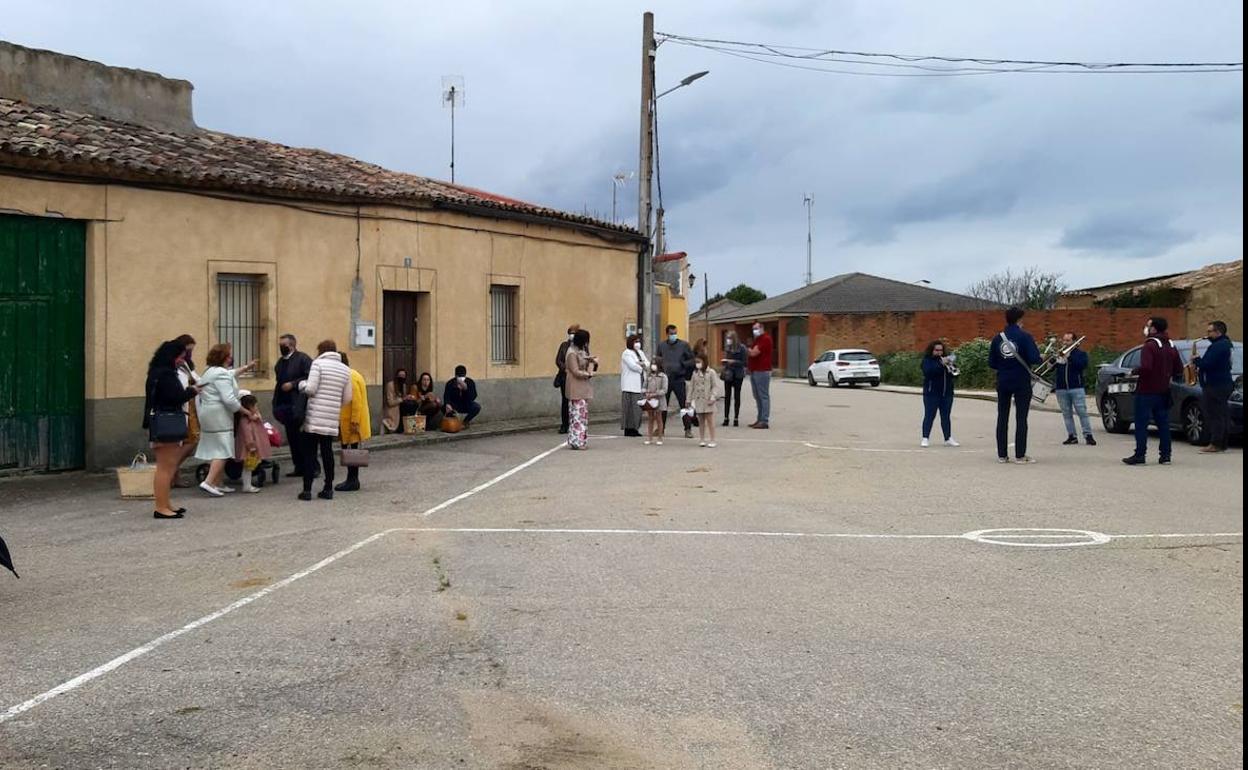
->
[657,32,1243,76]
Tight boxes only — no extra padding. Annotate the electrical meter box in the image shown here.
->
[353,322,376,347]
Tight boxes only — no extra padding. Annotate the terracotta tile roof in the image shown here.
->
[0,97,643,240]
[1063,260,1243,299]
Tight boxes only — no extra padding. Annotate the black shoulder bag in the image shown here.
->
[147,376,189,443]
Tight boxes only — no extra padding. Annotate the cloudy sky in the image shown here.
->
[3,0,1242,298]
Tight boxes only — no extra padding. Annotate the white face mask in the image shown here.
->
[633,342,642,352]
[568,333,575,342]
[1143,325,1151,337]
[456,376,466,384]
[650,364,658,372]
[753,327,762,337]
[695,363,704,371]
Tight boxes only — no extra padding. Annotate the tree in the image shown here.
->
[701,283,767,310]
[966,267,1067,310]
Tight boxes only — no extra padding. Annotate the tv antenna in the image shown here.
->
[803,193,814,286]
[611,170,635,223]
[441,75,465,183]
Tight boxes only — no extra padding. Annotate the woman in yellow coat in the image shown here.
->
[337,353,371,492]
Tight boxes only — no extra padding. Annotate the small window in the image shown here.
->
[217,274,264,376]
[841,351,874,362]
[490,285,518,363]
[1121,347,1142,369]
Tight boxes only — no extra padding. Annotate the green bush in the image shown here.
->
[880,339,1122,393]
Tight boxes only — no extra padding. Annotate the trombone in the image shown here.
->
[1034,335,1086,380]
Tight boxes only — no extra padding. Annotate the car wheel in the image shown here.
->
[828,373,839,388]
[1101,396,1129,433]
[807,372,817,387]
[870,379,881,387]
[1183,400,1209,445]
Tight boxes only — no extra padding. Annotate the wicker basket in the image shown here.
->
[117,453,156,499]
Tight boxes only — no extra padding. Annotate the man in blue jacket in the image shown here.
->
[1194,319,1235,454]
[1052,332,1096,446]
[988,306,1042,463]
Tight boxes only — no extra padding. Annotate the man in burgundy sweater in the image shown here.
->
[1123,316,1184,465]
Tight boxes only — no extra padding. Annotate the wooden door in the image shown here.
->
[382,291,418,382]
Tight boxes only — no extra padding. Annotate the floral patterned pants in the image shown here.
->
[567,399,589,449]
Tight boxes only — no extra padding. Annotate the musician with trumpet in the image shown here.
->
[1049,332,1097,446]
[919,340,960,448]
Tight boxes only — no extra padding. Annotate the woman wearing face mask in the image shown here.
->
[689,353,724,448]
[382,368,416,434]
[415,372,444,431]
[719,331,747,427]
[144,339,200,519]
[194,343,245,496]
[642,355,670,445]
[563,329,596,449]
[619,334,649,437]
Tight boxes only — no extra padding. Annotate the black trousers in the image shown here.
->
[1202,383,1234,449]
[661,378,692,431]
[302,433,335,491]
[280,416,309,474]
[560,383,570,431]
[722,378,744,421]
[996,385,1031,459]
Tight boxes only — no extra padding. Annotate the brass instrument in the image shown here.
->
[1183,339,1199,386]
[941,354,960,377]
[1034,335,1087,380]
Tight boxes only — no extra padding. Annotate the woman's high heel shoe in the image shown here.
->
[153,511,184,519]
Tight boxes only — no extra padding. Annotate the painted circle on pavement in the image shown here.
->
[962,528,1112,548]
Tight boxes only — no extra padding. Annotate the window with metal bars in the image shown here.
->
[489,284,518,364]
[217,274,264,376]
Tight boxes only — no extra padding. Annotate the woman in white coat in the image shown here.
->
[298,339,353,501]
[619,333,649,437]
[194,343,244,496]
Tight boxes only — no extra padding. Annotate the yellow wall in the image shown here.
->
[657,284,688,341]
[0,174,639,397]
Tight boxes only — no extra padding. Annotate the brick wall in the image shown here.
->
[814,312,915,355]
[914,307,1188,352]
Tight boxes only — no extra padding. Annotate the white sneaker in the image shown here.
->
[1013,456,1036,464]
[707,442,717,448]
[920,438,930,448]
[944,438,960,447]
[656,440,663,446]
[700,442,707,447]
[217,485,236,494]
[199,481,224,497]
[997,457,1010,464]
[644,440,651,446]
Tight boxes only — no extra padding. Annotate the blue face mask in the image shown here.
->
[668,334,678,343]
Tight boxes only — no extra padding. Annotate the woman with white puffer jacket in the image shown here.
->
[297,339,353,501]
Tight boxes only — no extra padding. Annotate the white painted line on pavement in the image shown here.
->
[422,443,564,517]
[1,443,567,725]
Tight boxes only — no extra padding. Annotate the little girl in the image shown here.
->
[641,355,669,446]
[688,354,723,448]
[234,393,272,493]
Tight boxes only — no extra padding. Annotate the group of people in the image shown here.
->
[553,322,776,450]
[143,333,371,519]
[918,306,1235,464]
[381,366,482,434]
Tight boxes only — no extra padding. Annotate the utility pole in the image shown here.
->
[703,271,710,351]
[638,11,656,353]
[803,193,814,286]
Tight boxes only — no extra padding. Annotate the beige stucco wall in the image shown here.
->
[0,174,639,398]
[1187,274,1243,339]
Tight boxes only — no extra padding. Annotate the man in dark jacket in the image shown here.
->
[273,333,313,476]
[444,365,482,426]
[554,324,578,434]
[988,307,1042,463]
[657,324,696,438]
[1194,319,1235,453]
[1123,316,1184,465]
[1052,332,1096,446]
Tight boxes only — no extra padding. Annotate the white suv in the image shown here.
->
[807,349,881,387]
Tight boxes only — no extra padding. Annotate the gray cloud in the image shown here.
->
[1194,96,1243,125]
[871,81,997,114]
[1058,210,1197,258]
[845,164,1022,244]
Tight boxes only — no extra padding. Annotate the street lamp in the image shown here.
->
[656,70,709,100]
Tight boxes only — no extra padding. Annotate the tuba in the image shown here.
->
[1034,335,1086,380]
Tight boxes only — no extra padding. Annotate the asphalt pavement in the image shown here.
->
[0,383,1241,769]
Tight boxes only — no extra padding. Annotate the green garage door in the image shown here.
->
[0,214,86,472]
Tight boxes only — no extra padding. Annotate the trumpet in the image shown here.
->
[1034,335,1086,380]
[941,354,960,376]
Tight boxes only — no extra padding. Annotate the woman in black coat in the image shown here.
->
[143,340,199,519]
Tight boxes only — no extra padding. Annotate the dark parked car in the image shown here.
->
[1096,339,1243,445]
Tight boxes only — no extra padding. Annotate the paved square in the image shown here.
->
[1,384,1241,768]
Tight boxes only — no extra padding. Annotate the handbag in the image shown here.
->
[148,410,188,443]
[340,447,370,467]
[402,414,426,434]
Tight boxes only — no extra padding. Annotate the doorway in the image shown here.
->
[784,317,809,378]
[382,291,420,383]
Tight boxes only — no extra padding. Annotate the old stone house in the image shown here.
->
[0,42,643,471]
